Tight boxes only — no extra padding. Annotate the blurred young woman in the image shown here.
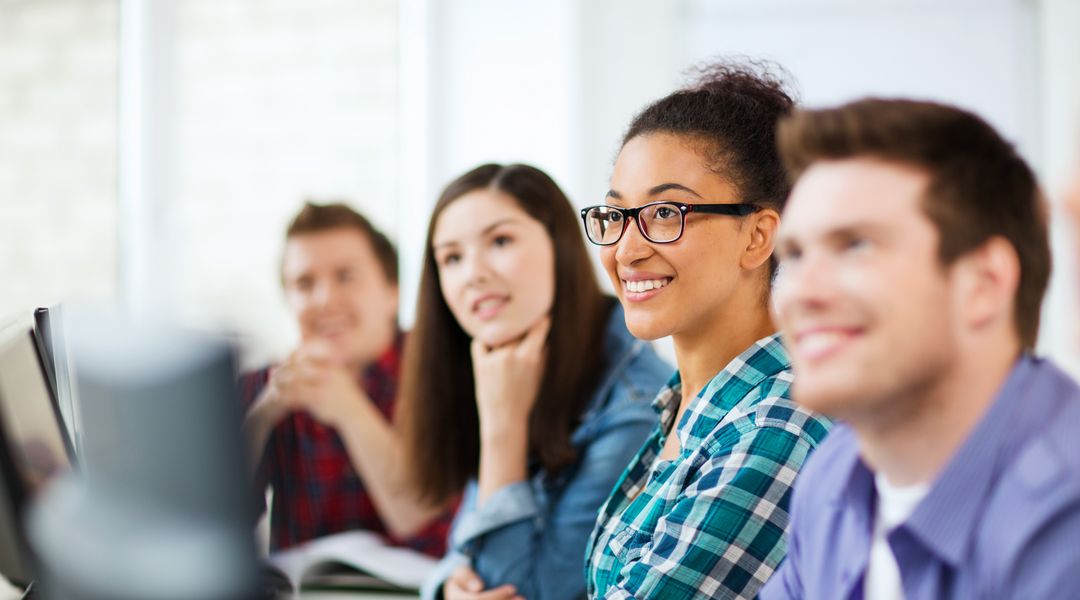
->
[400,163,671,600]
[582,62,833,599]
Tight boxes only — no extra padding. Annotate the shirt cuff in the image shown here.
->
[451,481,540,551]
[420,551,469,600]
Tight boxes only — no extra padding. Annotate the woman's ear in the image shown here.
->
[740,208,781,271]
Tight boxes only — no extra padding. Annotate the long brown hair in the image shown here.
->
[400,163,612,503]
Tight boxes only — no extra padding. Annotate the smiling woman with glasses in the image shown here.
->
[582,60,833,599]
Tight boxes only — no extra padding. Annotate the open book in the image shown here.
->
[263,530,439,594]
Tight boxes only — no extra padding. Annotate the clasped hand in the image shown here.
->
[254,340,367,429]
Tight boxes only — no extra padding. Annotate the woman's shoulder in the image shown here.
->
[571,310,672,443]
[687,334,831,448]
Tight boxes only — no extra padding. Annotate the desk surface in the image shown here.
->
[0,574,416,600]
[294,594,417,599]
[0,574,18,600]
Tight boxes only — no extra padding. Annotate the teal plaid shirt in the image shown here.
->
[585,334,832,599]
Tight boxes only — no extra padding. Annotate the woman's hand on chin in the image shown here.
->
[471,315,551,438]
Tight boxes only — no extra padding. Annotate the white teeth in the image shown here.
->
[624,279,670,294]
[798,331,849,356]
[475,298,505,312]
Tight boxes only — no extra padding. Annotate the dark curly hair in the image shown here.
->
[623,59,797,216]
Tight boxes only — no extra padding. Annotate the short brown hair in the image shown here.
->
[399,164,612,503]
[285,201,398,285]
[777,98,1051,348]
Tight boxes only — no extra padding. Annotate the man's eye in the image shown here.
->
[777,247,802,263]
[843,237,869,252]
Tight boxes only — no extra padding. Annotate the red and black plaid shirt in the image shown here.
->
[239,333,454,556]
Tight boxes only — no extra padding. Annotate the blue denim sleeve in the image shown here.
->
[448,386,655,600]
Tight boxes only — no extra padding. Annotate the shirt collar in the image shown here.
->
[650,372,682,441]
[899,354,1037,567]
[649,333,789,445]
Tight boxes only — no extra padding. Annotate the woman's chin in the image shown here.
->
[624,314,670,342]
[474,321,534,349]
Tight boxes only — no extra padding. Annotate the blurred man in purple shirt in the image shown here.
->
[761,98,1080,599]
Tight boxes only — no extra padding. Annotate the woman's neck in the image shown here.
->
[673,302,776,406]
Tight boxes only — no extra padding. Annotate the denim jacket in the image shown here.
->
[422,303,671,600]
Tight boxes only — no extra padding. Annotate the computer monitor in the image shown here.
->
[0,324,73,587]
[25,316,261,600]
[32,306,78,457]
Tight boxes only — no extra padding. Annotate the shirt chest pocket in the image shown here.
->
[604,455,699,565]
[607,524,653,565]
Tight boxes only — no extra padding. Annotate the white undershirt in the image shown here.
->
[864,473,929,600]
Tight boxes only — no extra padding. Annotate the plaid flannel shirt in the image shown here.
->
[585,333,832,599]
[239,333,455,556]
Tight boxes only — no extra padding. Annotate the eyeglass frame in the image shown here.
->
[579,201,762,246]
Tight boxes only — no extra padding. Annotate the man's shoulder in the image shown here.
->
[790,423,859,502]
[977,389,1080,592]
[996,366,1080,510]
[1007,358,1080,497]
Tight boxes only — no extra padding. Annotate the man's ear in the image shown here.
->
[953,236,1020,333]
[740,208,781,271]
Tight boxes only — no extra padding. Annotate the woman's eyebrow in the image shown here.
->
[605,183,703,201]
[647,182,702,197]
[433,218,519,250]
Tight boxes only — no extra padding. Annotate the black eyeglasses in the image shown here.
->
[580,201,761,246]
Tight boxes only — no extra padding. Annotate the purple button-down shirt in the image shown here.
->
[760,355,1080,599]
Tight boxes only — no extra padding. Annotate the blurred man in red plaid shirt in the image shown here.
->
[240,202,454,556]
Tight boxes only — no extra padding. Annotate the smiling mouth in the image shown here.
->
[314,317,353,336]
[473,296,509,320]
[622,278,672,294]
[794,328,862,362]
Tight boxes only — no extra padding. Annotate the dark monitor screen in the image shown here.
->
[32,306,77,458]
[0,329,72,495]
[0,326,73,586]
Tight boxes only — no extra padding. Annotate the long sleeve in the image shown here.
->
[425,393,655,600]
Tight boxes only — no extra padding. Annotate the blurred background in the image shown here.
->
[1,0,1078,373]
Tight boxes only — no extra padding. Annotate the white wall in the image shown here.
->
[170,0,401,368]
[0,0,118,322]
[410,0,1080,372]
[3,0,1078,372]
